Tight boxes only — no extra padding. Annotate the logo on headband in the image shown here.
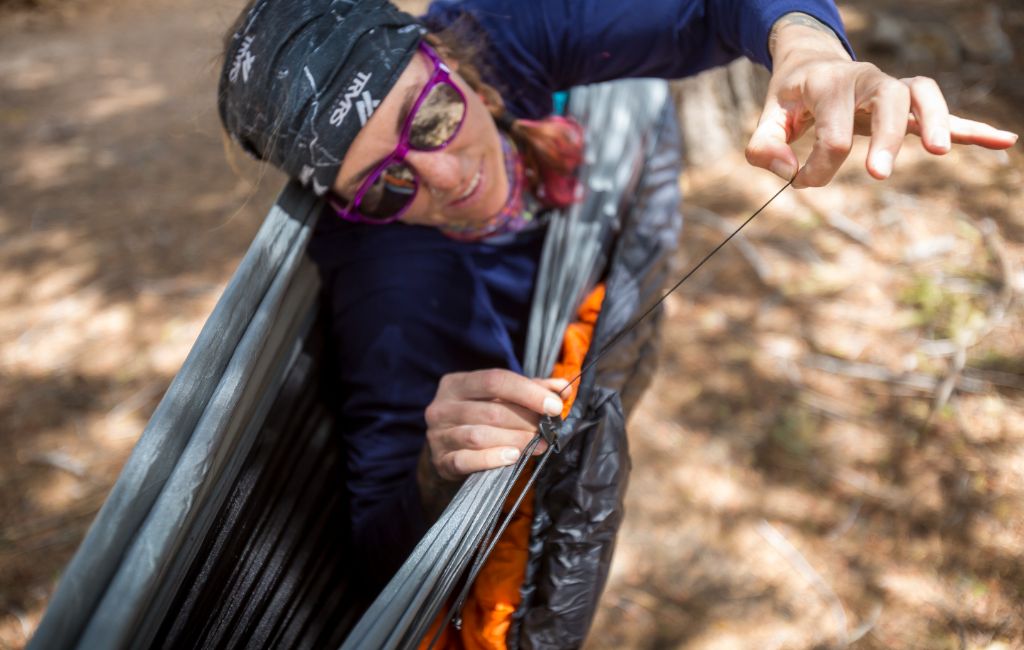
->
[229,35,256,84]
[330,72,380,128]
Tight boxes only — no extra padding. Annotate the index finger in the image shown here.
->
[443,369,564,416]
[906,114,1018,150]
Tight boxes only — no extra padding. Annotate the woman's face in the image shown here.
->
[331,48,508,227]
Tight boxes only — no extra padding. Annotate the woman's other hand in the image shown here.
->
[424,369,569,480]
[745,12,1018,188]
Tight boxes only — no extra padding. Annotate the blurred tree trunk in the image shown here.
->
[672,58,770,168]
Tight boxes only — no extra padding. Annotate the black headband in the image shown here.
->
[218,0,424,195]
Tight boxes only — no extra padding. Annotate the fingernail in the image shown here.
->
[769,159,797,180]
[543,395,563,416]
[502,448,520,463]
[871,150,893,178]
[930,129,950,150]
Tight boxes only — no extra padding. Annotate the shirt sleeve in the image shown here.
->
[422,0,854,118]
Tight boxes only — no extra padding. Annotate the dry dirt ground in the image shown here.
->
[1,1,1022,649]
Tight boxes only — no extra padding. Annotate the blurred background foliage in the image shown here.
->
[1,0,1022,648]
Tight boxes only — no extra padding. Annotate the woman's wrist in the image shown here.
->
[769,12,850,64]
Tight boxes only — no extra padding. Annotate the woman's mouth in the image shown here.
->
[449,162,484,207]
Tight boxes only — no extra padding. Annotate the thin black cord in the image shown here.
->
[426,180,792,646]
[558,180,792,398]
[427,435,555,649]
[455,442,555,612]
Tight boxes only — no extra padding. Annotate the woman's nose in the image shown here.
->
[407,149,463,195]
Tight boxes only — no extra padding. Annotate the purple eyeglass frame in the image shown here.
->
[329,42,467,224]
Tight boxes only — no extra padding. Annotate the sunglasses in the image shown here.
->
[329,42,468,224]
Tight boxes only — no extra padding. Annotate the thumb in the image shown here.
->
[746,99,800,181]
[535,376,573,400]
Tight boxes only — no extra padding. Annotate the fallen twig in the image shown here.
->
[847,604,882,645]
[797,389,865,423]
[926,345,966,429]
[825,210,874,248]
[25,450,88,479]
[924,216,1017,427]
[792,190,874,249]
[961,215,1015,346]
[903,235,956,264]
[801,353,988,394]
[826,501,863,541]
[757,520,848,648]
[688,205,774,284]
[105,380,165,422]
[961,366,1024,391]
[1,490,106,545]
[832,467,911,508]
[917,338,961,358]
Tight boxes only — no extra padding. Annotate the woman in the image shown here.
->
[218,0,1016,639]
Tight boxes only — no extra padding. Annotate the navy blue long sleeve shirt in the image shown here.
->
[422,0,852,118]
[308,0,851,588]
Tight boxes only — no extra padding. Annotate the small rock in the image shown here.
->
[903,235,957,264]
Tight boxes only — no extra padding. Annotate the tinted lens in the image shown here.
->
[357,162,417,219]
[408,82,465,150]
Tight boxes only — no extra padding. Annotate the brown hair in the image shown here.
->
[425,22,582,205]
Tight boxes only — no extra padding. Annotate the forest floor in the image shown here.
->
[1,0,1022,648]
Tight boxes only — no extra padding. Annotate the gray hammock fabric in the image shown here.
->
[29,184,331,649]
[341,79,674,649]
[30,78,677,649]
